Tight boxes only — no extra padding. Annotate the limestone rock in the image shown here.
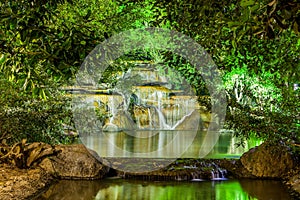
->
[39,144,109,179]
[217,159,255,178]
[110,110,137,131]
[174,110,201,130]
[240,142,295,178]
[102,123,120,132]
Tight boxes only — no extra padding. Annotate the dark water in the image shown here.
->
[39,178,293,200]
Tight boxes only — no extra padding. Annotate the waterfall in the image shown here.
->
[155,108,172,130]
[191,171,205,182]
[211,169,227,180]
[148,107,153,129]
[97,64,202,132]
[108,96,117,123]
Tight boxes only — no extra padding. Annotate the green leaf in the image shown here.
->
[227,21,242,28]
[240,0,255,7]
[80,40,86,45]
[250,4,260,12]
[0,54,6,65]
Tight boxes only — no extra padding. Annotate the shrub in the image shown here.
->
[0,77,74,145]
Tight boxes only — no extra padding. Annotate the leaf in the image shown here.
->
[232,40,237,49]
[20,30,28,42]
[80,40,86,45]
[268,0,276,7]
[240,0,255,7]
[267,25,275,39]
[241,8,250,22]
[293,22,300,34]
[250,4,260,12]
[0,54,6,65]
[227,21,242,28]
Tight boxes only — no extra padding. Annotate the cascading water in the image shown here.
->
[211,169,228,180]
[72,61,261,161]
[155,107,172,130]
[99,64,200,131]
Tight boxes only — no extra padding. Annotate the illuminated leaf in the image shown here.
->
[240,0,255,7]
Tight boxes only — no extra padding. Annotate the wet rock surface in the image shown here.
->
[240,142,295,178]
[216,159,256,178]
[238,142,300,199]
[103,158,228,181]
[0,141,299,199]
[39,144,109,180]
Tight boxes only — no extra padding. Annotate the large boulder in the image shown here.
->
[108,110,137,131]
[175,110,201,130]
[39,144,109,179]
[240,142,295,178]
[217,159,256,179]
[286,173,300,198]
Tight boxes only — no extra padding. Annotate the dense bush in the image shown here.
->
[0,77,74,145]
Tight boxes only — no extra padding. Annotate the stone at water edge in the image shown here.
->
[240,142,295,178]
[102,123,120,132]
[108,110,137,131]
[39,144,109,179]
[174,110,201,130]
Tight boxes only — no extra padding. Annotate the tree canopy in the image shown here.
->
[0,0,299,145]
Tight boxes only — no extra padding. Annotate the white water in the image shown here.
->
[211,169,228,180]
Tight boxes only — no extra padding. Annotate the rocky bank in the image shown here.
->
[0,142,109,200]
[0,141,299,199]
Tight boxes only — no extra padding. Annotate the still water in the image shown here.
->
[81,131,262,159]
[40,178,293,200]
[38,132,292,200]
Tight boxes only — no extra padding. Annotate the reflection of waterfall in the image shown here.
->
[83,130,261,158]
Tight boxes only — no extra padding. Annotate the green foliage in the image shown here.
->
[0,0,299,147]
[0,0,160,144]
[223,66,282,111]
[149,0,300,145]
[0,0,150,97]
[0,77,74,145]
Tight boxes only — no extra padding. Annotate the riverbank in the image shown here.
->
[0,164,54,200]
[0,142,299,199]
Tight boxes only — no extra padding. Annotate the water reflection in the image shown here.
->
[39,179,292,200]
[81,131,261,158]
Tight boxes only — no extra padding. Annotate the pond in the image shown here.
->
[81,130,262,159]
[39,178,293,200]
[66,64,288,200]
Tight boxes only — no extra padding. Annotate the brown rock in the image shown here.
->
[240,142,295,178]
[0,165,54,200]
[287,173,300,195]
[40,144,109,179]
[217,159,255,178]
[38,157,55,174]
